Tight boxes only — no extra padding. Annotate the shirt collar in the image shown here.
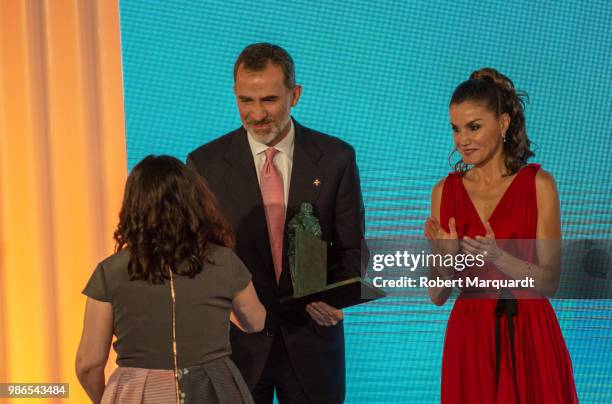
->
[247,119,295,158]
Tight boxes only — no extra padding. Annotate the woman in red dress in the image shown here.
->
[425,68,578,403]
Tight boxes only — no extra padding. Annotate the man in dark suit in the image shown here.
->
[187,43,364,404]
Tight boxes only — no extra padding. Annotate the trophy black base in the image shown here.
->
[280,277,386,310]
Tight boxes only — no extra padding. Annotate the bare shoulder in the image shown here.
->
[430,178,446,219]
[535,168,559,197]
[432,177,446,197]
[534,168,561,236]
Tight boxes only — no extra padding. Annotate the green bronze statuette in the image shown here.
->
[283,202,386,308]
[287,203,326,296]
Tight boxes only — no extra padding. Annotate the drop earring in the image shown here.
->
[501,131,507,143]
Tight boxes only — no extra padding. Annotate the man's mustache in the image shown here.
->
[247,118,273,125]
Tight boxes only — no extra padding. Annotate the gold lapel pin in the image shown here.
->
[313,178,321,187]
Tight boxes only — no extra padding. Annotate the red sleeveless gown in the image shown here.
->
[439,164,578,403]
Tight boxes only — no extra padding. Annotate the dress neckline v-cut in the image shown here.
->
[459,167,527,226]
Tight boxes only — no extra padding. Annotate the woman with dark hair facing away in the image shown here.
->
[425,68,578,403]
[76,155,265,404]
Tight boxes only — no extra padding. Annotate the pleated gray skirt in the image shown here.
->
[102,356,253,404]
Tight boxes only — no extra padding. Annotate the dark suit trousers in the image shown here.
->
[252,331,312,404]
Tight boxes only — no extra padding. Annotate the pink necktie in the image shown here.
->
[260,147,285,284]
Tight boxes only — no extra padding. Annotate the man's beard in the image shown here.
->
[246,120,284,145]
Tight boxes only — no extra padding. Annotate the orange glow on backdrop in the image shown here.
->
[0,1,126,402]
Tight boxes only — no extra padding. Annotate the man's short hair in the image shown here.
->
[233,43,296,89]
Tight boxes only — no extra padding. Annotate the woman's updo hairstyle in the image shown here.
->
[450,67,534,175]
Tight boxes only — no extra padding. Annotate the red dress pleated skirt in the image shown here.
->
[442,297,578,403]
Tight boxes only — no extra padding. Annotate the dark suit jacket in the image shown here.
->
[187,119,365,404]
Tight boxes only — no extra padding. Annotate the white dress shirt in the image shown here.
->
[246,119,295,208]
